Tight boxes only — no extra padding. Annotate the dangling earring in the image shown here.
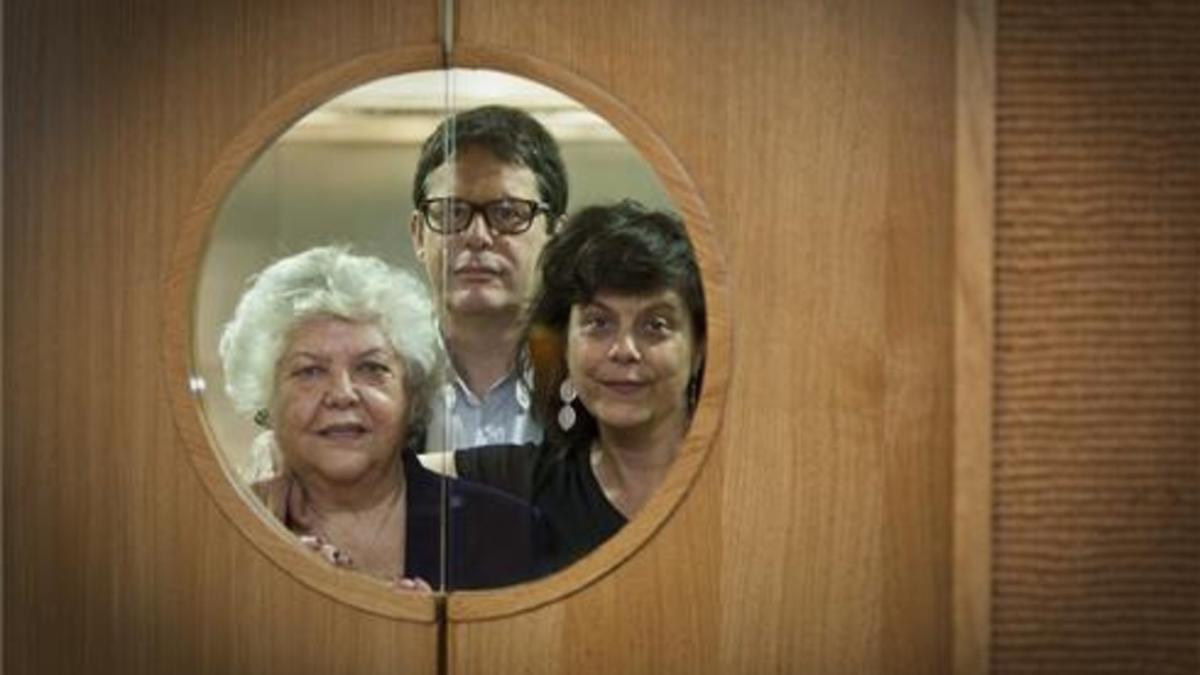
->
[557,378,577,431]
[686,376,701,412]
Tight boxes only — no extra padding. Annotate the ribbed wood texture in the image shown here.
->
[994,2,1200,672]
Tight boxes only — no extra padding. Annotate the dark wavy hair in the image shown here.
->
[411,105,569,228]
[524,200,706,454]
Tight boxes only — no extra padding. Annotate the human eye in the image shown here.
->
[487,200,530,229]
[290,363,324,379]
[433,199,474,232]
[648,316,672,332]
[491,201,518,219]
[426,198,470,231]
[357,360,393,377]
[422,199,448,223]
[577,309,613,334]
[640,314,675,338]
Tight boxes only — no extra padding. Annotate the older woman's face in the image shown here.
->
[566,289,700,434]
[270,316,408,484]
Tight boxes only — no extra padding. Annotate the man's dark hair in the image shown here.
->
[412,105,569,229]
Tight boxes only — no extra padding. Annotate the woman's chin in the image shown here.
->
[591,405,654,432]
[590,401,689,438]
[315,465,371,484]
[306,452,395,486]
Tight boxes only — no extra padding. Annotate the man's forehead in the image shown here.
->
[434,144,526,172]
[425,148,539,195]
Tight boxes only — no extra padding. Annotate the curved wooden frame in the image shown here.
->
[162,44,731,624]
[163,46,444,622]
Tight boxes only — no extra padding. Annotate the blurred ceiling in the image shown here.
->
[285,69,622,143]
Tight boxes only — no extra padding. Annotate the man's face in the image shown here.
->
[410,145,552,321]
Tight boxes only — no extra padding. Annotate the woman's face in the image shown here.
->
[566,289,701,435]
[270,316,409,485]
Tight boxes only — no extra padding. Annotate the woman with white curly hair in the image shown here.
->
[220,246,541,590]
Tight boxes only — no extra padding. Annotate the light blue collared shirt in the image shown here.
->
[423,366,542,453]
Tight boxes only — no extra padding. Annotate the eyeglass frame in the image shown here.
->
[416,197,553,236]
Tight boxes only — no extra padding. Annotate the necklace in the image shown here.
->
[590,443,633,517]
[291,477,406,576]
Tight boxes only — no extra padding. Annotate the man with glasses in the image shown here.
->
[409,105,568,452]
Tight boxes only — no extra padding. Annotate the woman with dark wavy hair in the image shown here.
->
[426,200,705,573]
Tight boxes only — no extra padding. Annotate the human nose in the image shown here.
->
[607,330,642,363]
[461,210,495,250]
[323,370,359,407]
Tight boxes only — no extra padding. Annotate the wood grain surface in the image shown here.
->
[5,0,964,671]
[422,44,730,624]
[993,1,1200,673]
[164,45,446,624]
[449,0,958,673]
[955,0,996,672]
[28,0,1200,674]
[4,2,442,673]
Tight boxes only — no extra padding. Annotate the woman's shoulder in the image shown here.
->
[407,450,549,589]
[249,474,291,521]
[452,442,545,497]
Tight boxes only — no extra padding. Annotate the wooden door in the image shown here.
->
[444,1,962,672]
[4,1,966,673]
[4,3,444,673]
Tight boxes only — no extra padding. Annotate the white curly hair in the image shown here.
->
[218,245,443,435]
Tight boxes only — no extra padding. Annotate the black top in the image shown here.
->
[404,450,545,589]
[258,450,544,590]
[455,442,627,574]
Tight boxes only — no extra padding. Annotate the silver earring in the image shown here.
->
[254,409,271,429]
[557,379,577,431]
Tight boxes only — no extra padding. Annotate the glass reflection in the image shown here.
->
[215,247,541,589]
[408,107,562,455]
[438,201,705,573]
[194,68,698,590]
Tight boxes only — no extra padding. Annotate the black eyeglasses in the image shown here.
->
[417,197,550,235]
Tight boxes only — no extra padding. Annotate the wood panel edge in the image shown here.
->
[953,0,995,672]
[1,0,6,668]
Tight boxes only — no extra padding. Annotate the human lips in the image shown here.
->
[453,259,503,280]
[597,379,648,396]
[316,421,370,440]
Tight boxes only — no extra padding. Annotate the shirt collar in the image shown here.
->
[441,347,534,411]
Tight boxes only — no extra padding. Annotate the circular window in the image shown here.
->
[164,46,729,620]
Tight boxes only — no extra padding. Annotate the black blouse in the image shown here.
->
[403,450,546,589]
[257,450,545,590]
[455,442,627,574]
